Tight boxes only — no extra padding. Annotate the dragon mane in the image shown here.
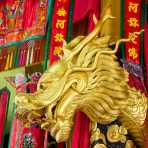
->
[15,13,147,147]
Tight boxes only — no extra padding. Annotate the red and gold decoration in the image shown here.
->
[49,0,71,64]
[14,16,148,148]
[0,0,48,46]
[124,0,142,64]
[0,0,147,148]
[0,38,45,72]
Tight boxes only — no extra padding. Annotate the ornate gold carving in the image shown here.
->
[90,122,106,145]
[107,124,127,143]
[15,7,147,147]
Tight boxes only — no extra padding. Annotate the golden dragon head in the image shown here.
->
[15,9,147,146]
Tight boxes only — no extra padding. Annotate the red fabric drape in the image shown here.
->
[72,112,90,148]
[73,0,100,31]
[0,89,10,146]
[9,116,25,148]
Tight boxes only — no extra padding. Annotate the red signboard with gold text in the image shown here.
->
[124,0,142,64]
[49,0,70,64]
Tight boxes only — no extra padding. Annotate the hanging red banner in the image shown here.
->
[124,0,142,64]
[49,0,70,64]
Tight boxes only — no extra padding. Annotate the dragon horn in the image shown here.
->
[66,2,114,62]
[67,15,115,62]
[100,1,115,37]
[101,0,112,18]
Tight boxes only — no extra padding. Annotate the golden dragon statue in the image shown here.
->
[15,10,147,148]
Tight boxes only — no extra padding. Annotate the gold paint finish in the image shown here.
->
[15,7,147,147]
[107,124,127,143]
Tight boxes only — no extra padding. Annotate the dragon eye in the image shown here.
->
[40,84,44,89]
